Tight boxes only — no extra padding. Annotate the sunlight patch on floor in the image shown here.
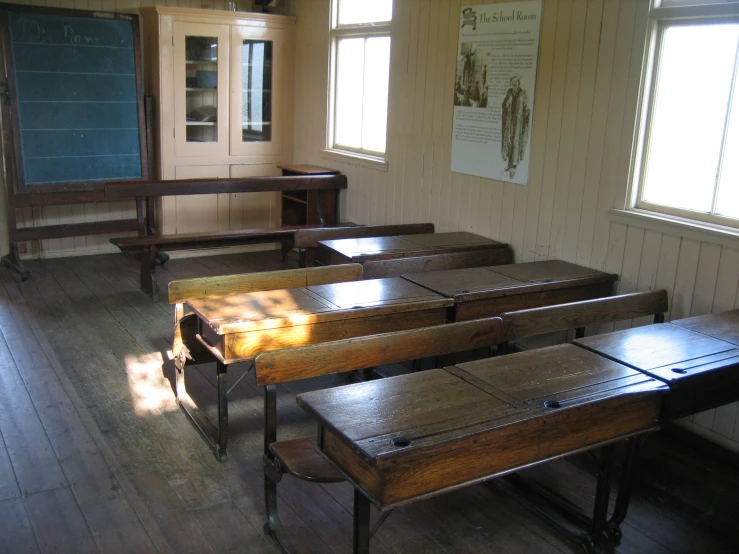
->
[124,351,178,416]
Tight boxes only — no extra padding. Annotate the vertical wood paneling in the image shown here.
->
[589,0,638,270]
[574,0,620,267]
[534,0,571,260]
[561,0,603,264]
[548,0,586,261]
[520,0,557,262]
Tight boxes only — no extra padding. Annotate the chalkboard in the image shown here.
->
[3,6,146,192]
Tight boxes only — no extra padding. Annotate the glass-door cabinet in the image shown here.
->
[230,25,284,157]
[173,22,230,157]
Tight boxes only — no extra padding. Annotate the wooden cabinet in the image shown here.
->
[139,7,294,235]
[278,165,341,227]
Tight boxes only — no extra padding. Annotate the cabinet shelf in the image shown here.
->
[186,59,217,64]
[186,121,216,126]
[186,87,217,92]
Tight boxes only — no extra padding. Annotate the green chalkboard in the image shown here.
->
[3,6,146,192]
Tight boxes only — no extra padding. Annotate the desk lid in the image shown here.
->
[574,323,739,386]
[187,277,452,334]
[298,344,665,467]
[402,267,524,298]
[489,260,617,284]
[400,232,505,249]
[319,236,417,258]
[403,261,615,302]
[670,310,739,346]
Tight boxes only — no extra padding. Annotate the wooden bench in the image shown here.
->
[363,247,513,278]
[294,222,435,267]
[167,264,363,461]
[104,174,348,297]
[256,317,507,553]
[500,289,668,352]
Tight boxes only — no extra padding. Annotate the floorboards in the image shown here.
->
[0,250,736,553]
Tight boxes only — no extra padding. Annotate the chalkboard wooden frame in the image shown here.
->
[0,4,150,281]
[0,3,149,194]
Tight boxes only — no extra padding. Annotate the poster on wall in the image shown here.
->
[451,1,542,185]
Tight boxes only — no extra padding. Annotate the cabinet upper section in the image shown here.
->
[139,7,295,169]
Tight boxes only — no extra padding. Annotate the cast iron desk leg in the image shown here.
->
[353,489,371,554]
[216,359,229,460]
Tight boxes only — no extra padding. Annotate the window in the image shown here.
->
[630,0,739,229]
[328,0,392,158]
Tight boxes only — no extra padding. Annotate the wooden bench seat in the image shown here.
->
[111,224,323,250]
[104,174,348,298]
[268,436,344,483]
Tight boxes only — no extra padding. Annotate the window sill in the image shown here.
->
[320,149,389,173]
[610,208,739,250]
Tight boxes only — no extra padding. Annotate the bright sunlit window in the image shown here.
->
[632,1,739,228]
[328,0,392,158]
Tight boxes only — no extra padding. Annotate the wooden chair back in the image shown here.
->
[501,289,668,342]
[362,247,513,279]
[255,316,505,386]
[294,222,435,266]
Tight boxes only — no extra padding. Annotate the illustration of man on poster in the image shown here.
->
[501,75,530,179]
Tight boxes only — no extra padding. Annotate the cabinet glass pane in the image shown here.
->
[185,35,218,143]
[241,39,272,143]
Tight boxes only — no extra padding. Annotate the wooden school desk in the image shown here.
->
[574,322,739,419]
[184,277,452,460]
[317,231,508,265]
[297,344,668,553]
[402,260,618,321]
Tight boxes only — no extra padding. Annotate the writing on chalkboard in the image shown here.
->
[12,17,128,46]
[7,10,144,191]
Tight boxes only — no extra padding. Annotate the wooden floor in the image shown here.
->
[0,250,737,553]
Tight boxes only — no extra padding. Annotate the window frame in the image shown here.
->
[627,0,739,230]
[326,0,392,161]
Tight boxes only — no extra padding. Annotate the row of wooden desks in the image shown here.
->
[297,311,739,552]
[183,260,617,460]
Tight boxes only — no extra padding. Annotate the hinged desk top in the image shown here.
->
[298,344,666,508]
[187,277,452,335]
[669,309,739,346]
[403,260,617,302]
[574,322,739,418]
[318,232,507,263]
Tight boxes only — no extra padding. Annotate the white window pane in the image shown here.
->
[717,57,739,220]
[335,38,364,148]
[642,24,737,213]
[338,0,392,25]
[361,37,390,153]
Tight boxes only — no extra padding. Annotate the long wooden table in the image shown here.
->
[402,260,618,321]
[297,317,739,552]
[184,277,452,460]
[318,231,508,265]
